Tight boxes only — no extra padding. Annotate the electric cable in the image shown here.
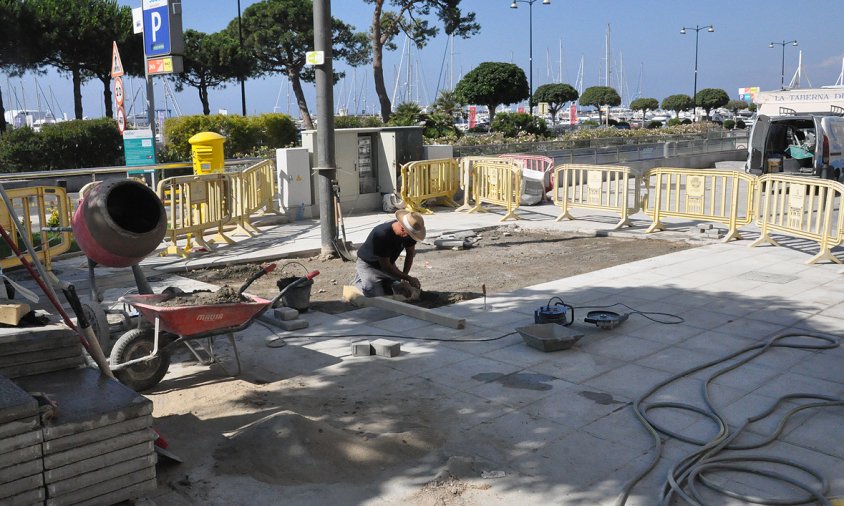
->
[614,332,841,506]
[259,325,518,348]
[573,302,685,325]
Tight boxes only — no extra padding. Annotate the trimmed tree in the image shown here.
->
[365,0,479,123]
[726,99,749,115]
[695,88,729,120]
[237,0,369,129]
[579,86,620,125]
[453,62,528,125]
[532,83,578,125]
[661,94,694,118]
[175,30,251,116]
[629,97,659,126]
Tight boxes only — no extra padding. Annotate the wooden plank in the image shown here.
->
[342,286,465,329]
[0,302,30,326]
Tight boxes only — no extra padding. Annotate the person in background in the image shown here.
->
[352,210,426,297]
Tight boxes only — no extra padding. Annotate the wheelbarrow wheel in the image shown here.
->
[110,328,170,392]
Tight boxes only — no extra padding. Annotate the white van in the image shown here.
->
[745,114,844,180]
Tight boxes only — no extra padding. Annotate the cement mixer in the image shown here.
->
[71,179,168,388]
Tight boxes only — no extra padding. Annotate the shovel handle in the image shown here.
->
[238,263,278,295]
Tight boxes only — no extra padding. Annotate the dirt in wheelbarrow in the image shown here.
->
[182,225,695,314]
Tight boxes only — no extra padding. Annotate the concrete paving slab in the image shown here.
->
[43,441,154,483]
[0,376,37,425]
[0,443,41,470]
[47,453,156,496]
[0,356,83,379]
[0,429,42,454]
[0,323,77,350]
[45,464,155,506]
[42,428,156,469]
[0,457,42,485]
[0,472,43,501]
[0,416,38,440]
[0,344,81,368]
[582,363,675,402]
[42,414,153,455]
[14,368,152,440]
[1,486,44,506]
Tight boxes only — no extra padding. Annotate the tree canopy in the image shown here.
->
[695,88,730,119]
[175,30,251,116]
[579,86,620,124]
[453,62,528,125]
[726,99,749,114]
[365,0,479,122]
[661,94,694,116]
[532,83,578,125]
[237,0,368,129]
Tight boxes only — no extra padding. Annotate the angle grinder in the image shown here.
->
[584,310,629,330]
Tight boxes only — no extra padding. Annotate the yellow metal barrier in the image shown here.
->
[455,157,515,213]
[399,158,460,214]
[642,168,755,242]
[552,164,641,229]
[751,174,844,264]
[157,173,233,257]
[467,157,523,221]
[0,186,72,271]
[229,159,278,237]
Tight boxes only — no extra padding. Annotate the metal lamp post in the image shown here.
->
[509,0,550,114]
[237,0,247,116]
[680,24,714,122]
[769,40,798,90]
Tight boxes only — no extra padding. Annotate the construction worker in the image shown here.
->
[352,210,426,297]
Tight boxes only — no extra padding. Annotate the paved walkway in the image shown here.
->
[53,201,844,504]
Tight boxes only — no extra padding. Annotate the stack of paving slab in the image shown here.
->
[15,368,157,506]
[0,322,82,379]
[0,375,45,505]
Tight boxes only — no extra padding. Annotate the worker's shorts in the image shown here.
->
[352,259,400,297]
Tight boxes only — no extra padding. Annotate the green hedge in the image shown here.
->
[159,113,298,162]
[491,112,548,138]
[0,119,122,172]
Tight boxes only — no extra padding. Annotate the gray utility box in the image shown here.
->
[301,127,423,214]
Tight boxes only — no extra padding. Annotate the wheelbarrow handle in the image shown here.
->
[237,263,278,296]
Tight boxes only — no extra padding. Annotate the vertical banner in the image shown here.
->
[569,105,577,125]
[468,106,477,129]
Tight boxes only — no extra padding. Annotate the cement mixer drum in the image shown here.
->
[72,179,167,267]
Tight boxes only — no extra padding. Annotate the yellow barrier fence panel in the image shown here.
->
[467,158,522,221]
[228,159,278,237]
[399,158,460,214]
[642,168,755,242]
[156,173,233,257]
[751,174,844,265]
[552,164,640,230]
[499,154,555,198]
[0,186,72,271]
[456,157,516,213]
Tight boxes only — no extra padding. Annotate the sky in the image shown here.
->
[5,0,844,120]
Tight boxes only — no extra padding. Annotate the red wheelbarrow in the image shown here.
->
[110,265,319,391]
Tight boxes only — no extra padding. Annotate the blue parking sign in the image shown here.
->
[143,0,171,57]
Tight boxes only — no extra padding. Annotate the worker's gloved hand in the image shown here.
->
[407,276,421,289]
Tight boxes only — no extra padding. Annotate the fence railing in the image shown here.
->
[467,158,523,221]
[0,186,72,271]
[229,159,278,237]
[553,164,640,229]
[400,158,461,214]
[157,173,233,257]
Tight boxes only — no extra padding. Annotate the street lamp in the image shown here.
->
[680,24,714,122]
[509,0,550,114]
[769,40,798,90]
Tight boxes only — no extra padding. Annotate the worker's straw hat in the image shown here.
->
[395,210,426,242]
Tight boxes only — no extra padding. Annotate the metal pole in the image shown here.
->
[528,1,533,114]
[237,0,246,116]
[142,30,157,160]
[781,42,786,89]
[313,0,337,256]
[693,26,699,122]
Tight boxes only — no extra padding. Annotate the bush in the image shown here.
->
[681,118,692,125]
[423,113,460,140]
[0,119,122,172]
[491,112,548,138]
[607,118,618,126]
[667,118,683,127]
[647,120,664,129]
[735,119,746,129]
[335,116,383,129]
[160,113,298,162]
[722,119,736,130]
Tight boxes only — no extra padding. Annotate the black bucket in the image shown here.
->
[276,277,314,312]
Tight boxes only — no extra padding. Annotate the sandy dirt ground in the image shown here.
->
[183,226,693,314]
[145,226,695,505]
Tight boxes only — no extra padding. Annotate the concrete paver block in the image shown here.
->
[14,368,152,440]
[351,341,372,356]
[0,458,42,486]
[47,454,156,496]
[42,428,156,469]
[0,429,42,454]
[277,319,309,331]
[45,464,155,506]
[371,339,400,358]
[0,443,41,470]
[1,486,44,506]
[42,415,153,455]
[0,416,38,440]
[43,441,154,483]
[0,356,83,380]
[273,307,299,321]
[0,345,82,369]
[0,472,43,501]
[0,376,37,425]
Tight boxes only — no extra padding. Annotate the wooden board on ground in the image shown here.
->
[342,286,465,330]
[0,301,30,326]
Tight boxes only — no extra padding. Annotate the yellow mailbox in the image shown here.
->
[188,131,226,175]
